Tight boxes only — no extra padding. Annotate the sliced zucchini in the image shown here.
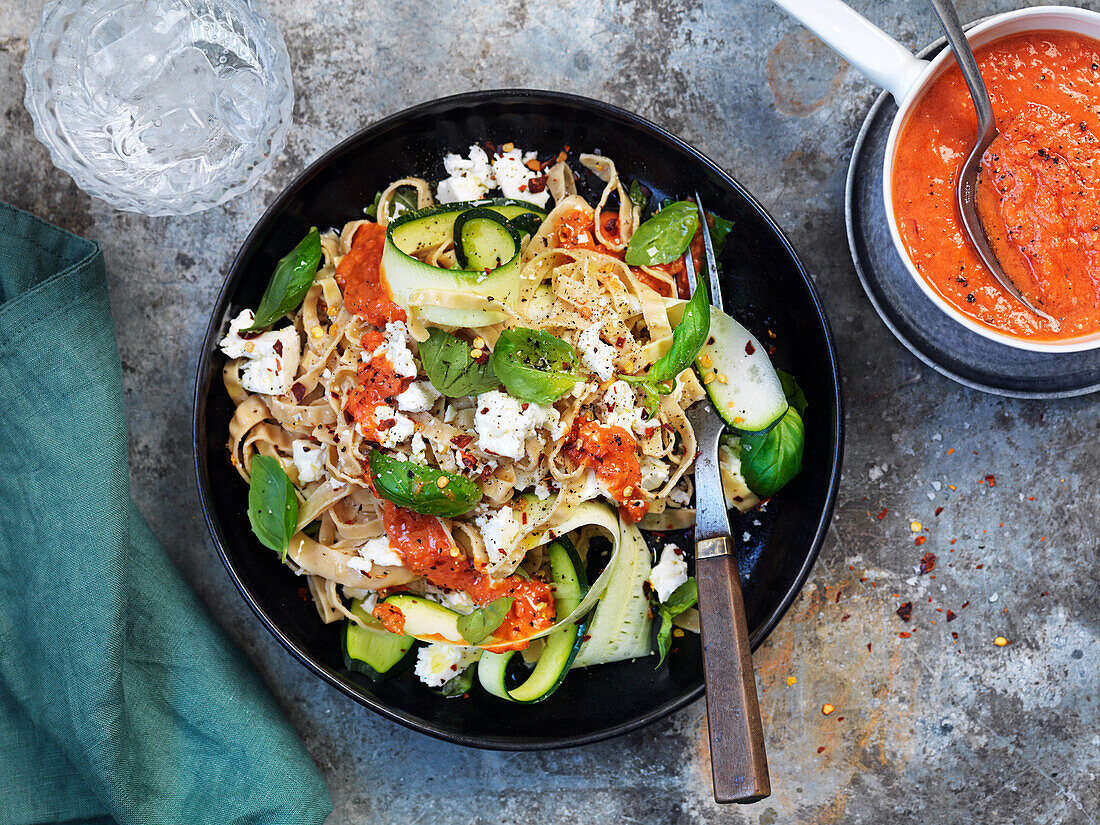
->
[477,538,589,703]
[379,593,467,644]
[381,199,545,327]
[694,306,788,435]
[453,207,519,270]
[343,599,416,681]
[571,522,653,667]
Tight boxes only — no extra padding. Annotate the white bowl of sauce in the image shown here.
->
[775,2,1100,353]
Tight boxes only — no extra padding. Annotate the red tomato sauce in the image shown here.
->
[335,222,407,326]
[564,417,647,523]
[373,502,555,650]
[556,209,697,300]
[892,30,1100,340]
[344,329,413,444]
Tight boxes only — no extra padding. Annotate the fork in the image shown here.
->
[683,192,771,804]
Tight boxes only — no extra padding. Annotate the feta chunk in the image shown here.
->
[649,544,689,603]
[492,149,550,208]
[601,380,647,434]
[639,455,670,492]
[424,583,477,615]
[396,380,441,413]
[577,322,617,382]
[372,405,416,449]
[414,643,481,687]
[291,440,326,483]
[437,145,495,204]
[533,481,553,501]
[371,321,417,378]
[473,390,559,460]
[409,432,428,465]
[474,505,521,568]
[437,175,487,204]
[219,309,301,396]
[347,535,405,574]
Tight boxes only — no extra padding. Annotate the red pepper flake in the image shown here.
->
[297,587,310,601]
[934,506,944,516]
[867,642,872,652]
[984,474,996,486]
[961,601,970,609]
[945,610,957,622]
[817,746,826,753]
[291,382,307,402]
[450,434,474,448]
[877,507,889,520]
[915,536,927,546]
[841,614,851,621]
[946,447,955,454]
[950,538,957,545]
[745,340,756,355]
[951,632,959,640]
[896,602,913,622]
[528,174,548,193]
[835,590,842,604]
[919,552,937,574]
[899,631,911,638]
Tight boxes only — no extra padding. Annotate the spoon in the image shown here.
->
[926,0,1058,324]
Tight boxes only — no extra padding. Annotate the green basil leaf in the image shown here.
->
[456,596,516,645]
[655,608,674,667]
[648,280,711,385]
[418,328,500,398]
[365,185,418,220]
[369,449,481,517]
[624,201,699,266]
[248,228,322,330]
[247,455,299,560]
[777,369,808,417]
[491,328,579,403]
[439,664,476,698]
[652,577,697,668]
[629,179,648,212]
[663,576,698,615]
[707,212,734,259]
[741,406,805,497]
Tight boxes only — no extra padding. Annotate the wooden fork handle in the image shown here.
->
[695,537,771,803]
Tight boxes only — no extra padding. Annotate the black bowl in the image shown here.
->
[193,89,843,749]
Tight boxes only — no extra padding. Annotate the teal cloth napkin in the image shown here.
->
[0,202,333,825]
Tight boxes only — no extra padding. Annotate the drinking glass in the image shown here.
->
[23,0,294,216]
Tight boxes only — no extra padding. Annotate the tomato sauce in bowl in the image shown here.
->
[891,30,1100,343]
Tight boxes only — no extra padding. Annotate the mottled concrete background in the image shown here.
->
[2,0,1097,822]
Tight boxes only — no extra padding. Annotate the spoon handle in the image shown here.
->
[695,539,771,804]
[926,0,996,135]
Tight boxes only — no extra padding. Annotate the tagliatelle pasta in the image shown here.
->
[218,143,780,697]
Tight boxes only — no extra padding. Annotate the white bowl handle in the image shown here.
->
[771,0,928,103]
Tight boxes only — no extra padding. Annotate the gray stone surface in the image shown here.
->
[2,0,1098,822]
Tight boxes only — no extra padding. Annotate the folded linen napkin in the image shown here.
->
[0,202,332,825]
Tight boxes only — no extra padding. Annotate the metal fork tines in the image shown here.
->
[683,191,723,313]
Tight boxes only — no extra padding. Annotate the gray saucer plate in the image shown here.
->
[844,42,1100,399]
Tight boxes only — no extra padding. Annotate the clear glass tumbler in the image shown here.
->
[23,0,294,216]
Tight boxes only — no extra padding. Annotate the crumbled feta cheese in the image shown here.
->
[578,322,617,382]
[437,145,495,204]
[492,149,550,208]
[424,584,477,615]
[371,321,417,378]
[372,405,416,449]
[668,479,692,506]
[347,535,405,574]
[601,380,647,434]
[219,309,301,395]
[473,390,559,460]
[409,432,428,465]
[474,505,521,567]
[291,440,326,483]
[396,380,440,413]
[437,175,487,204]
[639,455,670,492]
[533,481,553,501]
[414,643,480,687]
[648,544,689,602]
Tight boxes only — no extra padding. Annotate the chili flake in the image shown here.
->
[896,602,913,622]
